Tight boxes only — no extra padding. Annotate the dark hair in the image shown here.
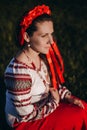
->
[26,14,53,37]
[15,14,53,48]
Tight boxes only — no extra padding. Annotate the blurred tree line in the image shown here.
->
[0,0,87,129]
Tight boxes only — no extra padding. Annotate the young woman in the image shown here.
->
[4,4,87,130]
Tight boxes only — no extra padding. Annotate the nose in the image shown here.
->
[48,34,53,44]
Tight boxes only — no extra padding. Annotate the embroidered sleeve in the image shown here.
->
[34,93,59,119]
[58,84,71,99]
[4,60,38,122]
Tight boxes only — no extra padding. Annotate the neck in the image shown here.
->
[23,47,41,70]
[24,47,39,59]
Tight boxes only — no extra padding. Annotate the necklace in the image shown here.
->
[23,49,41,71]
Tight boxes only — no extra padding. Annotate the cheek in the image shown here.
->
[33,39,45,47]
[35,43,46,53]
[30,36,47,49]
[36,44,44,50]
[31,40,44,51]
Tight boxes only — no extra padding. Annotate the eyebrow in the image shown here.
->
[40,31,54,36]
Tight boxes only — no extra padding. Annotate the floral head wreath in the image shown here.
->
[19,4,51,45]
[19,4,65,89]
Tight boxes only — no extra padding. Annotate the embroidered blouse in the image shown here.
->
[4,58,71,127]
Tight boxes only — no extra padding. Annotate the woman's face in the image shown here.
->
[29,21,54,54]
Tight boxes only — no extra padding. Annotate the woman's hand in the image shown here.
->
[49,88,60,104]
[65,93,84,109]
[72,98,84,109]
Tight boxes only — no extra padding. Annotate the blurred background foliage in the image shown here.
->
[0,0,87,129]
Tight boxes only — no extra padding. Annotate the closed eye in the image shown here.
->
[41,32,55,38]
[41,34,48,37]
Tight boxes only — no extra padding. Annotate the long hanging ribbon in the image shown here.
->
[46,52,57,89]
[46,42,65,89]
[49,45,65,84]
[51,42,65,83]
[51,42,64,74]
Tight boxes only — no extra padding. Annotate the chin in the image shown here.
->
[40,48,50,54]
[42,50,49,54]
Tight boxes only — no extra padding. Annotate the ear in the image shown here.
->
[23,32,30,43]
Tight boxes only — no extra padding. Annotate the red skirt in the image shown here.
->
[13,101,87,130]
